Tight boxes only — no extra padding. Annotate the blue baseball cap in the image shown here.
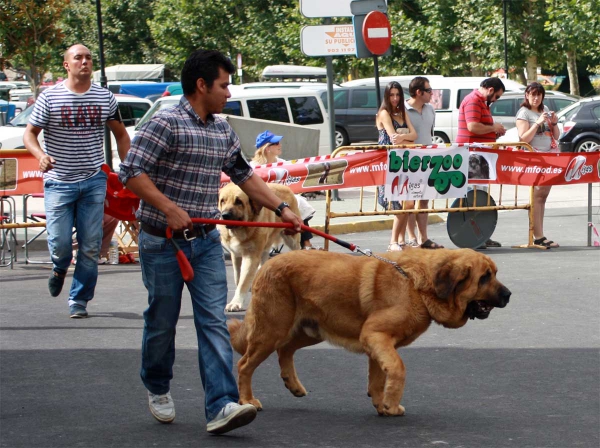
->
[256,130,283,148]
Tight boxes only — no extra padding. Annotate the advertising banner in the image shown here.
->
[221,147,600,194]
[0,150,44,196]
[384,146,469,200]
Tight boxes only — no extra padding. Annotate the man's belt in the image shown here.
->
[140,222,216,239]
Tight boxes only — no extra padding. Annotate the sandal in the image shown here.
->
[420,239,444,249]
[407,239,420,248]
[533,237,559,248]
[485,239,502,248]
[387,242,405,252]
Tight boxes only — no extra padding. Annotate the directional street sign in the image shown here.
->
[362,11,391,55]
[300,0,353,18]
[301,25,356,57]
[300,0,387,18]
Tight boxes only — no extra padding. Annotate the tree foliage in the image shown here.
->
[1,0,598,95]
[0,0,68,96]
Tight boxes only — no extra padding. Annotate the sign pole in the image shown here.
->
[324,17,341,201]
[373,55,381,110]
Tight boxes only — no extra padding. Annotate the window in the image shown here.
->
[320,90,349,110]
[592,105,600,120]
[223,101,243,116]
[490,99,516,117]
[289,96,324,125]
[564,105,582,121]
[457,89,474,108]
[247,98,289,123]
[118,102,151,127]
[431,89,450,110]
[350,89,379,108]
[552,99,575,112]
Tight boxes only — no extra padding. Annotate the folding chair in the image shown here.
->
[22,193,52,264]
[1,195,18,268]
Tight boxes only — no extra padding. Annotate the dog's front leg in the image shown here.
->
[367,357,386,415]
[361,332,406,416]
[231,253,242,285]
[226,256,260,312]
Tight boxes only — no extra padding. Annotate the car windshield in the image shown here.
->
[135,98,180,130]
[7,105,33,127]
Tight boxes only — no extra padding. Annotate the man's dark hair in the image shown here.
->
[181,49,235,95]
[480,77,506,93]
[409,76,430,98]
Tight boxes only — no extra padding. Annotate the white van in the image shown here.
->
[132,88,331,155]
[342,76,525,143]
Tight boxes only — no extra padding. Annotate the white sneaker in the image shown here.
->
[206,402,257,434]
[148,391,175,423]
[97,256,108,265]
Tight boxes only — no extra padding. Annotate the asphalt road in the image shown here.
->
[1,205,599,448]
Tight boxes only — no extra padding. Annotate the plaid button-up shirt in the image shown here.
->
[119,96,253,229]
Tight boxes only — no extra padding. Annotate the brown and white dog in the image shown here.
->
[228,248,511,415]
[218,182,301,312]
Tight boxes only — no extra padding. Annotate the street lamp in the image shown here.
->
[503,0,508,78]
[95,0,112,169]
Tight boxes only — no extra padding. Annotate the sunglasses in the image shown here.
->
[422,88,433,93]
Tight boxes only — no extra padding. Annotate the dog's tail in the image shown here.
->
[227,318,248,355]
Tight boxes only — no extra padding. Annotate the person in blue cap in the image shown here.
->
[251,130,320,250]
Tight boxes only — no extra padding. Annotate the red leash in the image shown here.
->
[166,218,359,282]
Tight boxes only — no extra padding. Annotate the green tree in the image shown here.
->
[0,0,68,97]
[545,0,600,95]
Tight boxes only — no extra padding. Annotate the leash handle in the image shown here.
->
[165,227,195,282]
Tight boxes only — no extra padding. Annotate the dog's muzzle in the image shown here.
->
[466,285,511,320]
[221,210,242,228]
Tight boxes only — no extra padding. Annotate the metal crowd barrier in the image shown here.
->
[323,143,540,250]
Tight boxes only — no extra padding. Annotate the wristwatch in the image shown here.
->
[274,202,290,217]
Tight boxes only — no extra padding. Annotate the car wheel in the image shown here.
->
[432,132,449,144]
[575,138,600,152]
[335,127,349,148]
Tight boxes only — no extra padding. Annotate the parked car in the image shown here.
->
[317,85,396,147]
[0,94,152,149]
[490,91,580,130]
[557,95,600,152]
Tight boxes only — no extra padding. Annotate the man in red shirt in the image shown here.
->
[456,77,506,248]
[456,77,507,143]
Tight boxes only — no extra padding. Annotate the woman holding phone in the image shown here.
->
[515,82,560,248]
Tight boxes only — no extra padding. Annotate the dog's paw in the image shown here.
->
[225,301,245,312]
[282,377,307,397]
[240,398,263,411]
[382,403,406,416]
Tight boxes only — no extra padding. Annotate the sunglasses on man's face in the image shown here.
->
[422,88,432,93]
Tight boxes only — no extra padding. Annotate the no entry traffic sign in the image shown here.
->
[361,11,391,56]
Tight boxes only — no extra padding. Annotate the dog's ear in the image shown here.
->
[249,197,263,217]
[434,262,471,300]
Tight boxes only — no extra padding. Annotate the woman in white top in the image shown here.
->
[515,82,560,248]
[252,131,318,250]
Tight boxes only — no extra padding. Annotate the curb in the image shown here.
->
[312,213,446,235]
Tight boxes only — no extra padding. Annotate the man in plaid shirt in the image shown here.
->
[120,49,302,435]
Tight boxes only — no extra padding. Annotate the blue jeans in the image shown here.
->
[138,228,239,421]
[44,170,107,308]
